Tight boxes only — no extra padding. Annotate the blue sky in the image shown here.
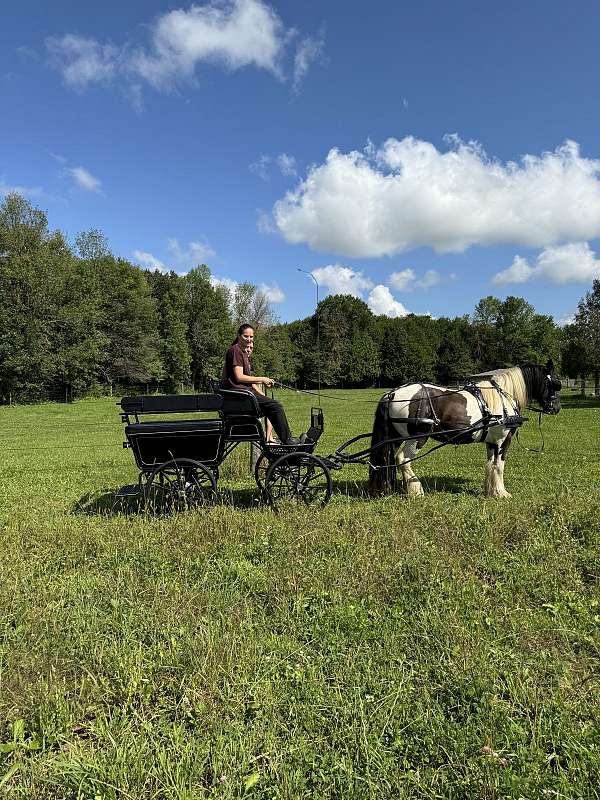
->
[2,0,600,324]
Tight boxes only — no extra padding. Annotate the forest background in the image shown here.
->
[1,193,599,405]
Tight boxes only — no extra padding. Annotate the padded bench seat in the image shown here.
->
[125,419,224,469]
[125,419,223,436]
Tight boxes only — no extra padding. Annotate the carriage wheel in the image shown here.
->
[264,452,332,509]
[144,458,217,514]
[254,452,271,492]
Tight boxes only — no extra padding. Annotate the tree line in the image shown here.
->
[1,193,598,404]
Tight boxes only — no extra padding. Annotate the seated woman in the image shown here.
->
[220,324,302,446]
[244,339,274,442]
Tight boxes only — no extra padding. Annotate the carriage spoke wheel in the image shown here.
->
[144,458,216,515]
[264,453,332,510]
[254,452,271,492]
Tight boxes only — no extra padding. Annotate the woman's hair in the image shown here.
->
[231,323,254,346]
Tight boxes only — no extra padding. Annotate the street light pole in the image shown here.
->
[297,268,321,406]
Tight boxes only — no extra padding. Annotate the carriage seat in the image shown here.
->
[120,394,223,415]
[216,388,263,440]
[125,420,223,436]
[216,388,261,417]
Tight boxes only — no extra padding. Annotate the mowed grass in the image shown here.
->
[0,389,599,799]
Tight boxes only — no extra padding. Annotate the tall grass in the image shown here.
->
[0,390,599,798]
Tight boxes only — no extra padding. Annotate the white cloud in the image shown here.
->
[389,268,416,291]
[257,210,275,234]
[311,265,373,297]
[276,153,297,177]
[389,267,441,291]
[211,275,238,295]
[259,282,285,303]
[68,166,102,193]
[168,237,215,267]
[367,284,409,317]
[417,269,441,289]
[47,1,322,97]
[0,180,45,199]
[249,155,271,181]
[292,30,325,92]
[493,242,600,286]
[47,34,120,88]
[555,314,575,327]
[133,250,165,271]
[130,0,287,89]
[274,137,600,258]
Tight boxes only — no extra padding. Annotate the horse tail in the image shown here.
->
[368,394,398,495]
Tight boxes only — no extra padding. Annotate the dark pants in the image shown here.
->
[254,394,292,443]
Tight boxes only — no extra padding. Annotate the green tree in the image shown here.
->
[575,279,600,394]
[184,266,233,388]
[93,256,162,391]
[560,323,590,395]
[435,317,474,384]
[317,295,379,386]
[147,271,191,392]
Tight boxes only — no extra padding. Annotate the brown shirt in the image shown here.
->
[220,343,257,394]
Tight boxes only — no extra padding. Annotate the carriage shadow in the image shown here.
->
[74,485,266,517]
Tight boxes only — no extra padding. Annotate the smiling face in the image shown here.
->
[238,326,254,349]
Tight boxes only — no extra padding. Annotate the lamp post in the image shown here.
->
[297,268,321,405]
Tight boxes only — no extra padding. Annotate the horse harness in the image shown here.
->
[387,381,526,442]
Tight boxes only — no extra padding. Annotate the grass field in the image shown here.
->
[1,389,599,799]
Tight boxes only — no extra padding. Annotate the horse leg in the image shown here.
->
[397,440,425,497]
[484,435,512,498]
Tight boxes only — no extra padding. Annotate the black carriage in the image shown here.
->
[116,389,330,512]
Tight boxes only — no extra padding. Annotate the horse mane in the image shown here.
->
[474,366,528,414]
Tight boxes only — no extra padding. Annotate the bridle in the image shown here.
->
[526,373,561,415]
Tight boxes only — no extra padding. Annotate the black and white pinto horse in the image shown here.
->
[369,362,561,498]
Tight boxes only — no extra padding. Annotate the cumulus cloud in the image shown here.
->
[274,137,600,258]
[68,166,102,193]
[367,285,409,317]
[389,268,416,291]
[168,237,215,267]
[311,265,373,297]
[133,250,165,271]
[493,242,600,286]
[211,275,239,295]
[259,282,285,302]
[308,264,409,317]
[417,269,441,289]
[47,0,323,99]
[389,267,441,291]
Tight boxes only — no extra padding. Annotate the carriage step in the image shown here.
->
[115,484,140,497]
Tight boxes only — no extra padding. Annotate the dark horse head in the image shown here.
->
[520,359,562,415]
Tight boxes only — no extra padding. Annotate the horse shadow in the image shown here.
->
[331,473,476,498]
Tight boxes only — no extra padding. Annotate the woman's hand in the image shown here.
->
[260,377,275,387]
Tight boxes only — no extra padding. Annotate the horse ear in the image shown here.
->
[545,358,554,373]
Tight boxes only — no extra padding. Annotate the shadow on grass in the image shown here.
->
[331,473,477,498]
[74,485,265,517]
[559,393,600,409]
